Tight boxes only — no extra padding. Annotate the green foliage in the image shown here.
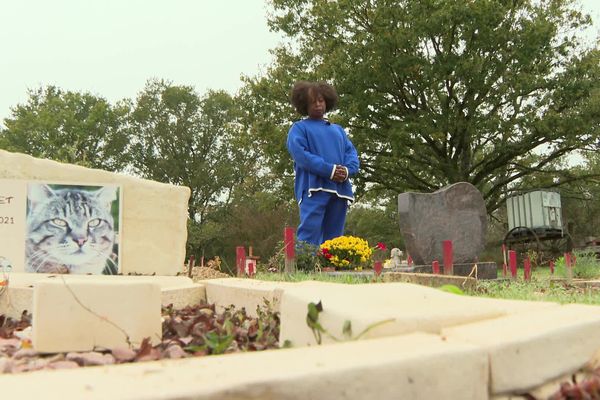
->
[255,271,374,284]
[265,240,321,273]
[471,277,600,305]
[127,79,251,221]
[345,203,404,250]
[200,191,298,271]
[126,79,261,261]
[555,251,600,280]
[296,241,322,271]
[438,284,464,295]
[0,86,129,171]
[247,0,600,213]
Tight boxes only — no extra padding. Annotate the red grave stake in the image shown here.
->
[432,260,440,275]
[509,250,517,279]
[524,257,531,281]
[374,260,383,276]
[442,240,453,275]
[565,252,573,280]
[236,246,246,277]
[284,227,296,273]
[501,244,508,278]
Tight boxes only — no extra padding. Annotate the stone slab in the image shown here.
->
[0,273,206,319]
[442,304,600,394]
[0,149,190,275]
[0,333,489,400]
[161,285,206,310]
[279,281,557,347]
[411,262,498,280]
[203,278,291,317]
[32,279,162,352]
[382,271,478,290]
[5,272,197,289]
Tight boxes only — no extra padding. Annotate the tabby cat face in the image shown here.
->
[25,184,118,274]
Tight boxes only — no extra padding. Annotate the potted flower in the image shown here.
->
[318,236,372,271]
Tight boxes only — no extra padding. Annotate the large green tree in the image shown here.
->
[0,86,129,171]
[244,0,600,212]
[127,79,254,248]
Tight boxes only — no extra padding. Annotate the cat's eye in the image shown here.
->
[52,218,67,227]
[88,218,102,228]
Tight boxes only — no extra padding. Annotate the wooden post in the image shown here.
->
[509,250,517,279]
[284,227,296,274]
[187,255,195,278]
[501,244,508,278]
[442,240,453,275]
[524,256,531,281]
[236,246,246,277]
[432,260,440,275]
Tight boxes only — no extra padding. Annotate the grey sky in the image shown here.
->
[0,0,282,122]
[1,0,599,125]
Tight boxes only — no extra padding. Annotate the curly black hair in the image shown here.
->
[290,81,338,116]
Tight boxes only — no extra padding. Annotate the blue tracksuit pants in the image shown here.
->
[297,191,348,246]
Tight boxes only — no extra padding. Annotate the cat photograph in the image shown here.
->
[25,183,120,275]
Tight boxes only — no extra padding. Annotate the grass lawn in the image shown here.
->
[255,269,600,305]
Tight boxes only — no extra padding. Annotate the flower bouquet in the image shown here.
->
[318,235,372,270]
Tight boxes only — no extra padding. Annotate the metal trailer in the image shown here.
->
[503,191,572,264]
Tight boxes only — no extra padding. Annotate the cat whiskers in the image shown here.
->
[27,249,63,273]
[88,243,117,274]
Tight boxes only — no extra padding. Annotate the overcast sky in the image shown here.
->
[1,0,599,125]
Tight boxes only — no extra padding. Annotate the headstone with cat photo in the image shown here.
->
[0,179,122,275]
[0,149,191,276]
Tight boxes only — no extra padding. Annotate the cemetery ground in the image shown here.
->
[4,262,600,398]
[2,265,600,361]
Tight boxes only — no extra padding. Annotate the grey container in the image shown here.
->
[506,191,563,232]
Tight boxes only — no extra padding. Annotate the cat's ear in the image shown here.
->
[93,186,118,210]
[28,184,56,211]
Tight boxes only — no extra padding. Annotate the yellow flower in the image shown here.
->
[319,235,372,270]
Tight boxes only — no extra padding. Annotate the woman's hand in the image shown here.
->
[332,165,348,182]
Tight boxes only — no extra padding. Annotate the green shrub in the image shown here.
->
[263,240,321,273]
[555,250,600,279]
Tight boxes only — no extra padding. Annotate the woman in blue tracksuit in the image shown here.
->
[286,81,359,246]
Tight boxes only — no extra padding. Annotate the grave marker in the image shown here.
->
[398,182,487,266]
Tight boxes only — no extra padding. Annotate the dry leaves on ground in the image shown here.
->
[0,301,280,374]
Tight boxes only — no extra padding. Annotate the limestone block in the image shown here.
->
[0,149,190,275]
[279,281,558,347]
[442,304,600,395]
[0,333,489,400]
[161,284,206,309]
[32,279,161,352]
[203,278,291,317]
[0,274,205,318]
[7,272,196,289]
[398,182,487,264]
